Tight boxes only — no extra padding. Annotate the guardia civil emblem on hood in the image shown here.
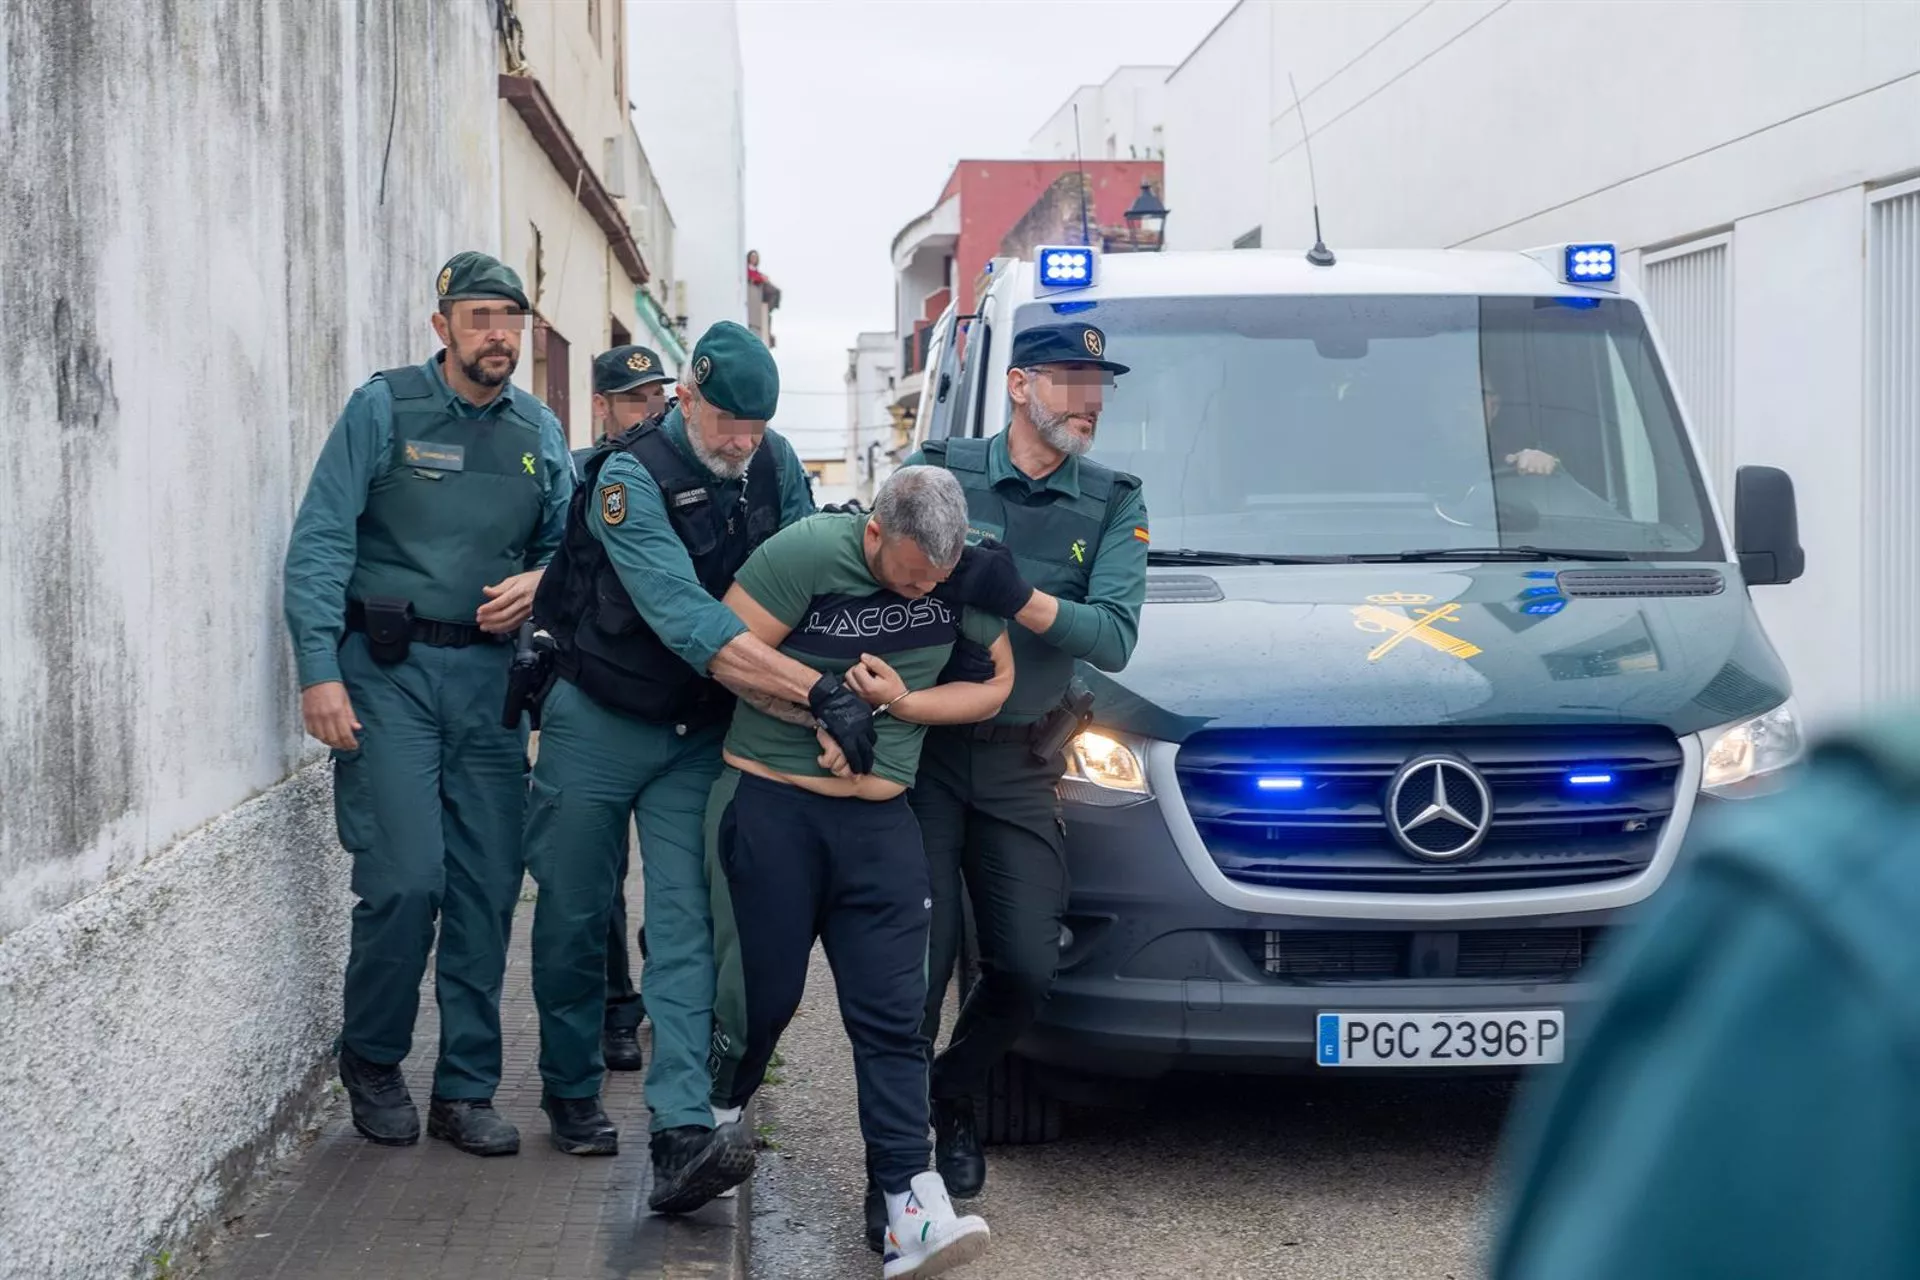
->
[1083,328,1103,358]
[627,352,652,372]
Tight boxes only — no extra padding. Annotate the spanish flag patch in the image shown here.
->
[1132,526,1150,544]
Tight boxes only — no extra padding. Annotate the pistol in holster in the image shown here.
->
[1030,687,1096,767]
[501,624,558,731]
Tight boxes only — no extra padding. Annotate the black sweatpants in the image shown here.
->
[709,771,934,1192]
[913,728,1069,1101]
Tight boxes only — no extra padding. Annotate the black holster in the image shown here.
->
[361,597,414,665]
[1030,687,1095,766]
[502,626,558,730]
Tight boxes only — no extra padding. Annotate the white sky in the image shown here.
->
[734,0,1234,458]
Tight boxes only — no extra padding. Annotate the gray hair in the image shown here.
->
[872,465,969,568]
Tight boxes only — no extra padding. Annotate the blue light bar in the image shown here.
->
[1568,772,1615,787]
[1257,776,1305,792]
[1564,243,1617,283]
[1037,245,1096,290]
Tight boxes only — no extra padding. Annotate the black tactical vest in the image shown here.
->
[534,415,782,725]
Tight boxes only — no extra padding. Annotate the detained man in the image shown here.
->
[705,467,1011,1278]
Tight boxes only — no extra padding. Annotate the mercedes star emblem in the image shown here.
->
[1385,755,1493,861]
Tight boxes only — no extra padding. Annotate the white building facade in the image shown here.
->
[1028,66,1172,162]
[845,331,902,503]
[1166,0,1920,728]
[628,0,749,342]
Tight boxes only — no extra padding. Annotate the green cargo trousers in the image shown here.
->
[523,678,724,1130]
[332,632,528,1100]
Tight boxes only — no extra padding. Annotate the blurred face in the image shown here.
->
[594,383,668,436]
[862,518,955,600]
[1010,362,1108,456]
[432,300,525,388]
[679,382,765,480]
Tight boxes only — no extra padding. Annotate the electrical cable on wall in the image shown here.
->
[377,0,399,205]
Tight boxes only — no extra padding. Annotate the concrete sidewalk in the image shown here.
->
[196,878,747,1280]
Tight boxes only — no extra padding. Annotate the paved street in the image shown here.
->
[197,875,745,1280]
[750,946,1514,1280]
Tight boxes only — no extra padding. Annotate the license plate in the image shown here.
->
[1316,1010,1565,1067]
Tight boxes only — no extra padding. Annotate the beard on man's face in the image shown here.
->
[1029,395,1095,457]
[456,336,519,387]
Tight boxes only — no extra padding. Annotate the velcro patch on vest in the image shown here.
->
[785,591,959,659]
[600,482,627,526]
[670,487,710,509]
[403,440,465,471]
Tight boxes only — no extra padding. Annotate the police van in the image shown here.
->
[912,241,1807,1143]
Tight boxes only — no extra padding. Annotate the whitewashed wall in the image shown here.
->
[0,1,501,1274]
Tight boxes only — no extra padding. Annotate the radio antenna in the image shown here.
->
[1073,103,1092,248]
[1289,72,1335,267]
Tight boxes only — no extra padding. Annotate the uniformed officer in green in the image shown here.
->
[572,343,674,476]
[574,343,678,1075]
[284,251,572,1157]
[1492,720,1916,1279]
[895,321,1148,1223]
[525,322,873,1210]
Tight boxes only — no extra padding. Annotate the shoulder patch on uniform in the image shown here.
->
[1132,525,1150,544]
[600,482,627,526]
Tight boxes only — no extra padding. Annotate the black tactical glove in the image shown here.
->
[820,499,868,515]
[935,636,996,686]
[933,538,1035,619]
[808,672,877,775]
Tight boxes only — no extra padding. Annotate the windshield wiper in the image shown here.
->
[1357,546,1634,563]
[1148,548,1355,566]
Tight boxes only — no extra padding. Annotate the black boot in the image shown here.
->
[338,1047,419,1146]
[648,1121,757,1214]
[602,1023,645,1073]
[933,1096,986,1198]
[864,1175,888,1254]
[543,1093,619,1156]
[426,1097,521,1157]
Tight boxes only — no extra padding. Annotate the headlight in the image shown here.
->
[1700,700,1806,798]
[1060,729,1151,802]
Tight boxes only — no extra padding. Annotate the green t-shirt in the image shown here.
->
[724,513,1004,786]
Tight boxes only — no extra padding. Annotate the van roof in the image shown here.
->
[1002,248,1632,303]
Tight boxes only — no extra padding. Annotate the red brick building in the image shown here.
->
[890,158,1164,392]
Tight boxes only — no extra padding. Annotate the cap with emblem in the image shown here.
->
[1009,322,1129,375]
[593,344,673,395]
[435,250,530,311]
[687,320,779,419]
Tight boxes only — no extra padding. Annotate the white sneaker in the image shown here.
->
[881,1171,991,1278]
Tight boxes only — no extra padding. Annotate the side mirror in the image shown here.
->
[1734,465,1805,585]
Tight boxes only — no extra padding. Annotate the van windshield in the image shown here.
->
[1012,294,1721,562]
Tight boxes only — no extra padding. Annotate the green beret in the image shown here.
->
[436,250,529,311]
[689,320,779,419]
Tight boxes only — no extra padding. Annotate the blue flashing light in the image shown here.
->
[1037,245,1097,290]
[1556,296,1603,310]
[1257,776,1305,792]
[1523,585,1561,596]
[1524,570,1558,579]
[1050,300,1098,314]
[1564,243,1617,283]
[1568,772,1615,787]
[1523,599,1567,616]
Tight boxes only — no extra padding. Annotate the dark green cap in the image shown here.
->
[593,345,673,394]
[435,250,529,311]
[688,321,779,419]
